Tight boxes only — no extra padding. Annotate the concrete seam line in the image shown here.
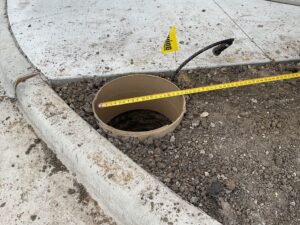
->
[212,0,273,61]
[266,0,300,6]
[14,71,40,88]
[5,0,37,71]
[16,75,221,225]
[0,0,36,97]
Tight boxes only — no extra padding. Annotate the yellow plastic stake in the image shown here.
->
[98,72,300,108]
[161,26,179,54]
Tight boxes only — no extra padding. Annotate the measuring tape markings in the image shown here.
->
[99,72,300,108]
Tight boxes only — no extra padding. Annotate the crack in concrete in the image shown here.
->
[212,0,273,61]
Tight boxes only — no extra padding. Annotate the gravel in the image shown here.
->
[54,62,300,225]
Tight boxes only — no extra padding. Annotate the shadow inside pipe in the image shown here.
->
[108,109,171,132]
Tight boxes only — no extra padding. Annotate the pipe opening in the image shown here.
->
[107,109,172,132]
[92,74,186,139]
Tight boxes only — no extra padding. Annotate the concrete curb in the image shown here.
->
[16,75,221,225]
[0,0,36,97]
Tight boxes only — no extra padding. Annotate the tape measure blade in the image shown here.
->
[99,72,300,108]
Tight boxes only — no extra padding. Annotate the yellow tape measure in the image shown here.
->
[99,72,300,108]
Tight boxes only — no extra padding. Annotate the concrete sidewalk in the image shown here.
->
[0,81,117,225]
[7,0,300,81]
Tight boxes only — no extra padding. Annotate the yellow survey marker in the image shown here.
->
[98,72,300,108]
[161,26,179,54]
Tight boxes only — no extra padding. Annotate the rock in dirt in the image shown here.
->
[190,196,199,204]
[170,135,176,143]
[83,103,93,113]
[177,71,193,87]
[191,119,200,128]
[200,111,209,118]
[225,179,236,191]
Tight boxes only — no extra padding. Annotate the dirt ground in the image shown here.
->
[54,62,300,225]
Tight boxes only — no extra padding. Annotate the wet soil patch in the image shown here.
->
[40,141,68,176]
[73,179,89,204]
[54,62,300,225]
[108,109,172,131]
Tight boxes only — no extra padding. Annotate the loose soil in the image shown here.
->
[54,62,300,225]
